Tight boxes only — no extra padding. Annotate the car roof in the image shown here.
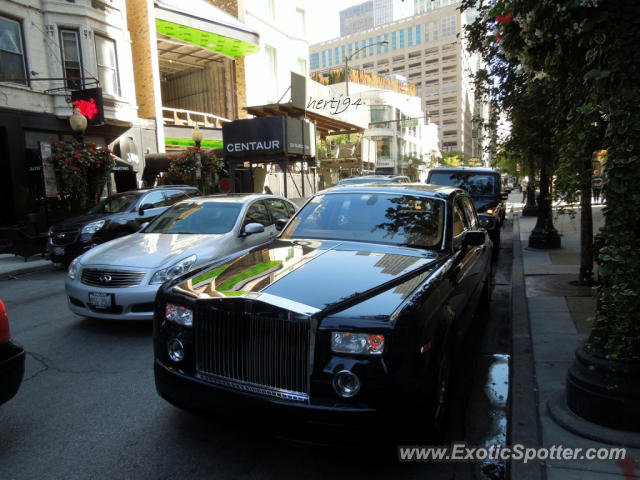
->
[428,167,499,174]
[115,185,199,196]
[324,182,463,199]
[174,193,293,205]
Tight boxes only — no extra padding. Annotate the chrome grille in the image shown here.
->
[81,269,146,288]
[195,304,310,402]
[50,227,79,246]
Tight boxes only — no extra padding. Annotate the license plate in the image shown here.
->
[53,247,64,256]
[89,292,113,309]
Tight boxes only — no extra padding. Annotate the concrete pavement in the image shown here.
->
[0,253,54,279]
[510,195,640,480]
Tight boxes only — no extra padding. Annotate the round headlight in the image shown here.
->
[332,370,361,398]
[167,338,184,362]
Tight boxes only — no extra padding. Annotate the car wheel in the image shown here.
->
[490,229,501,258]
[480,259,493,304]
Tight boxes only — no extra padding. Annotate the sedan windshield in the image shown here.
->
[429,172,499,196]
[282,193,444,248]
[144,202,242,234]
[86,193,140,214]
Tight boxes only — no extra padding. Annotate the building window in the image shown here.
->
[408,27,413,46]
[321,50,326,67]
[400,29,405,49]
[334,47,339,64]
[369,37,374,56]
[341,45,346,62]
[0,16,27,84]
[265,45,277,101]
[95,35,119,96]
[416,25,422,45]
[60,29,82,89]
[392,31,396,50]
[295,8,306,37]
[376,35,381,53]
[265,0,275,21]
[442,16,456,38]
[297,58,307,76]
[384,33,389,52]
[310,52,319,70]
[328,48,332,66]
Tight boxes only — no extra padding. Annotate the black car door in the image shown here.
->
[449,196,481,320]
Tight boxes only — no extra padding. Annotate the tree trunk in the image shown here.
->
[579,155,594,283]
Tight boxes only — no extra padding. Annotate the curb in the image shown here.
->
[547,391,640,449]
[509,213,545,480]
[0,262,56,280]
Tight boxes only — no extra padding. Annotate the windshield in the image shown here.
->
[429,172,499,196]
[87,193,140,214]
[144,202,242,234]
[282,193,444,248]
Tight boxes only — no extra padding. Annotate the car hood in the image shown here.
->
[52,213,114,230]
[177,239,444,314]
[79,232,225,269]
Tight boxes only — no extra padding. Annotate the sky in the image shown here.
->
[307,0,368,44]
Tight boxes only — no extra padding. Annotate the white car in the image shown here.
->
[65,194,297,320]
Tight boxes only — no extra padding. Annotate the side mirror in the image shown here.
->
[242,222,265,237]
[275,219,288,231]
[138,203,154,216]
[463,230,486,248]
[500,192,509,200]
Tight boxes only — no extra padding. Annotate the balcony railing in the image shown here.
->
[162,107,231,128]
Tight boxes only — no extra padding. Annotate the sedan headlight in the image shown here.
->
[331,332,385,355]
[150,255,197,284]
[165,304,193,327]
[81,220,106,235]
[67,258,80,280]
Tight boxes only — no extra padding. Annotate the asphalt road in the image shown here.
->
[0,217,513,480]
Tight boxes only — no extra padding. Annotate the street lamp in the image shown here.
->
[344,40,388,96]
[69,107,87,143]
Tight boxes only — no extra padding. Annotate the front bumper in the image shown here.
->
[154,359,380,428]
[65,276,158,320]
[0,341,25,405]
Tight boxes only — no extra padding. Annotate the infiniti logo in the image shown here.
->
[99,274,112,283]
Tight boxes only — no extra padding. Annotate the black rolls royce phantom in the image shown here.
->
[153,184,493,432]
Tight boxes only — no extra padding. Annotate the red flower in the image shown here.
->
[496,12,513,25]
[494,32,503,40]
[88,148,95,154]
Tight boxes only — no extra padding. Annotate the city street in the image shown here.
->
[0,209,515,480]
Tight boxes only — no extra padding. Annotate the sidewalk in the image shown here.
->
[511,200,640,479]
[0,253,54,279]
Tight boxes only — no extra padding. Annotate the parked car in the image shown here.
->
[48,185,201,265]
[335,175,410,186]
[153,184,493,434]
[0,299,25,405]
[65,194,297,321]
[427,167,507,251]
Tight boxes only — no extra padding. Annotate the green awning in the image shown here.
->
[165,138,223,149]
[154,0,259,58]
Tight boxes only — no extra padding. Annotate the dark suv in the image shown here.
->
[426,167,507,249]
[47,186,200,264]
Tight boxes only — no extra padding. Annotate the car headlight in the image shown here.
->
[331,332,385,355]
[150,254,197,284]
[486,209,494,215]
[67,258,81,280]
[165,304,193,327]
[81,220,106,235]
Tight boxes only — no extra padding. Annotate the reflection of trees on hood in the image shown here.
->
[374,196,442,247]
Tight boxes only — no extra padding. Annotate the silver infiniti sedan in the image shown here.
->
[65,194,297,320]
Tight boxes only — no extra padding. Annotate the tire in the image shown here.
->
[480,258,493,304]
[489,229,501,258]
